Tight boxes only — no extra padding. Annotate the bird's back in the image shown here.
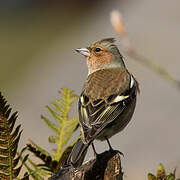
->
[83,68,130,100]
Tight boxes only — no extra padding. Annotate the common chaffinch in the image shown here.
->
[69,38,139,168]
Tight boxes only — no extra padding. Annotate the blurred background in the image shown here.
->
[1,0,180,179]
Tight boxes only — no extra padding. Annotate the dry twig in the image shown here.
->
[110,10,180,90]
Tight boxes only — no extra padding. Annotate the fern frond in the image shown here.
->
[0,92,24,179]
[43,88,79,161]
[28,139,51,159]
[26,88,79,176]
[41,115,59,134]
[19,151,48,180]
[27,143,58,172]
[27,158,51,178]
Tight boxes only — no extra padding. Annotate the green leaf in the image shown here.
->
[0,92,24,180]
[148,173,156,180]
[27,143,58,172]
[28,139,51,158]
[27,158,51,177]
[40,88,79,161]
[46,106,62,124]
[48,136,58,143]
[41,115,59,134]
[25,88,79,175]
[21,159,43,180]
[167,173,175,180]
[148,163,180,180]
[157,163,166,178]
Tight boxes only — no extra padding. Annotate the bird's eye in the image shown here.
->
[95,48,101,52]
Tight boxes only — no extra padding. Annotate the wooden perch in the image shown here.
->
[49,150,123,180]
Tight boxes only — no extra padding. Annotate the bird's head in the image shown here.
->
[76,38,125,74]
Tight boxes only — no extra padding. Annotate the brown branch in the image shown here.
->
[49,150,123,180]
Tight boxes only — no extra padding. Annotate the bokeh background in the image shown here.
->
[1,0,180,179]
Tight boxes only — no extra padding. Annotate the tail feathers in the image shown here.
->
[68,139,89,168]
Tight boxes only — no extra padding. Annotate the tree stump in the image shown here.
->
[49,150,123,180]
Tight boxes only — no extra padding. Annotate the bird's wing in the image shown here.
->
[78,68,137,144]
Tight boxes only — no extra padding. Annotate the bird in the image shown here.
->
[68,38,139,168]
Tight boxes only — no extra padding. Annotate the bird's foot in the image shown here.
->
[105,137,124,156]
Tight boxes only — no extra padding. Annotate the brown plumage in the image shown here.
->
[83,68,130,99]
[67,38,139,168]
[79,68,137,144]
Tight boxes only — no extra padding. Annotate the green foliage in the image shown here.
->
[1,91,180,180]
[26,88,79,179]
[148,163,180,180]
[43,88,79,161]
[0,92,28,180]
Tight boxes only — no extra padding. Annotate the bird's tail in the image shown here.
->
[67,138,89,168]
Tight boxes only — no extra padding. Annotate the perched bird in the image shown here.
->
[69,38,139,168]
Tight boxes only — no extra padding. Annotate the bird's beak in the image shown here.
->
[75,48,90,57]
